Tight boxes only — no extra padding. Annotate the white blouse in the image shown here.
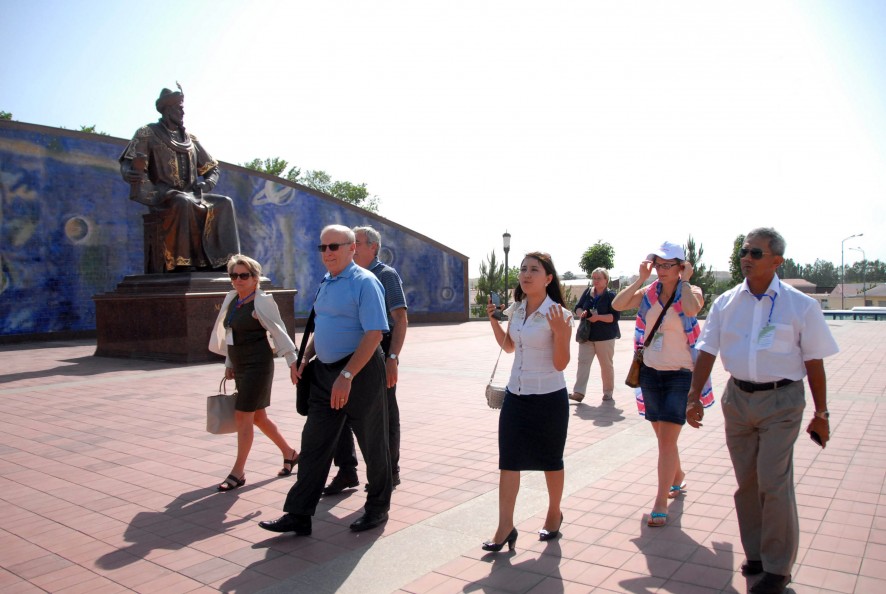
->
[505,296,573,395]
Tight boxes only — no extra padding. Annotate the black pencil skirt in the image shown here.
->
[499,387,569,471]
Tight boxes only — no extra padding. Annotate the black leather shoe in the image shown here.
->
[258,514,311,536]
[741,560,764,575]
[349,511,388,532]
[750,572,791,594]
[322,474,359,496]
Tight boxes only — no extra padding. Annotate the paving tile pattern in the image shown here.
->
[1,318,884,593]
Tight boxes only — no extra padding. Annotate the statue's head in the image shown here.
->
[155,83,184,113]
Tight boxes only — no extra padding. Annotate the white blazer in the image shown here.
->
[208,290,298,368]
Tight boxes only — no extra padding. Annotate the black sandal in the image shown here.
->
[217,473,245,492]
[277,450,299,477]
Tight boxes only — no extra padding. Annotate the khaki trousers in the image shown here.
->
[572,339,616,397]
[722,378,805,576]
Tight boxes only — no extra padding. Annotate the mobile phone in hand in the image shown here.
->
[490,293,504,320]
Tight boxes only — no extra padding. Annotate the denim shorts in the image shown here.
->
[639,365,691,425]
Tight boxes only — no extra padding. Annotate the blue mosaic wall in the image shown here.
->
[0,121,467,338]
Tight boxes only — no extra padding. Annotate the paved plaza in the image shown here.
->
[1,318,885,593]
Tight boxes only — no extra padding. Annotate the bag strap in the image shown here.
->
[296,308,315,368]
[642,288,676,348]
[295,285,323,367]
[488,320,510,384]
[219,377,227,394]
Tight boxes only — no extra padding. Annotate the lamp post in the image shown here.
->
[502,231,511,310]
[849,246,867,306]
[841,233,862,309]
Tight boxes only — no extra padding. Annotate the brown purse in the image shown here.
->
[625,289,676,388]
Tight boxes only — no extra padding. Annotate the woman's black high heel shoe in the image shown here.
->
[482,527,518,552]
[538,512,563,541]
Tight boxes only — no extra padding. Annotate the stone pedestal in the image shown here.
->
[93,273,297,363]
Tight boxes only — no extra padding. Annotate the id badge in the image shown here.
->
[650,332,664,352]
[756,324,775,350]
[225,327,234,346]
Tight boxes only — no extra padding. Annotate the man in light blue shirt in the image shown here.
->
[259,224,392,536]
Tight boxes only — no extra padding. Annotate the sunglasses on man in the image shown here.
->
[317,242,353,252]
[739,248,772,260]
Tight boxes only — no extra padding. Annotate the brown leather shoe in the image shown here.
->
[569,392,585,403]
[750,572,790,594]
[741,560,764,575]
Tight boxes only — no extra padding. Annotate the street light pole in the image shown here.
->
[841,233,862,309]
[502,232,511,310]
[849,246,867,305]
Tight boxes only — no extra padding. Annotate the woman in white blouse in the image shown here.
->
[482,252,573,552]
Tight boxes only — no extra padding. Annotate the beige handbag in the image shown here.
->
[486,340,507,409]
[206,378,237,434]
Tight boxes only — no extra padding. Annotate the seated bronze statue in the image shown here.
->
[119,85,240,272]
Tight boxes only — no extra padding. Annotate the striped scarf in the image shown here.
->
[633,280,714,415]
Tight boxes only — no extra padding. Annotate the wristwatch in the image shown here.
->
[388,353,398,361]
[340,370,353,380]
[814,410,829,420]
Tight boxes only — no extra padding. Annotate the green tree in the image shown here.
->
[729,234,745,285]
[79,124,109,135]
[561,271,575,280]
[684,235,716,315]
[242,157,293,178]
[242,159,377,212]
[778,257,802,279]
[560,282,578,310]
[475,251,505,309]
[579,241,615,275]
[0,111,12,120]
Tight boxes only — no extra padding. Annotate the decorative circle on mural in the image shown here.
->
[379,247,395,266]
[64,216,92,244]
[440,286,454,301]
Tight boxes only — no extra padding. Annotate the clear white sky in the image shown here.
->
[2,0,884,278]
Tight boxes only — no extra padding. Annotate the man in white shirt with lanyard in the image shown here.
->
[685,227,838,594]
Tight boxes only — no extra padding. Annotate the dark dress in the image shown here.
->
[226,301,274,412]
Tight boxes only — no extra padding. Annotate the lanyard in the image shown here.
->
[225,291,256,327]
[753,292,777,326]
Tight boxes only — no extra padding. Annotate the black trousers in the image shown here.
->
[283,348,392,516]
[332,335,401,476]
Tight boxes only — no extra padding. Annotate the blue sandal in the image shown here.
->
[647,512,667,527]
[668,481,687,498]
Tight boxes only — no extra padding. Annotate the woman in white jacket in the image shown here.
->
[209,254,299,491]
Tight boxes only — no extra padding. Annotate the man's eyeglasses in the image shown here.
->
[654,262,681,270]
[317,242,352,252]
[229,272,253,280]
[739,248,771,260]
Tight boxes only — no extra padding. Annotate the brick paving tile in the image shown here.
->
[1,319,884,593]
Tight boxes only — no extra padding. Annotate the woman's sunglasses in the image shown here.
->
[229,272,253,280]
[739,248,772,260]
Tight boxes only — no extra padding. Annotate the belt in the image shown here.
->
[732,377,797,393]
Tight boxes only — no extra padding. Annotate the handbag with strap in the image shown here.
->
[206,377,237,434]
[486,332,508,409]
[625,289,676,388]
[295,308,316,416]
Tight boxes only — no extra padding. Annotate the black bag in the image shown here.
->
[576,318,592,343]
[294,308,316,416]
[296,358,314,416]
